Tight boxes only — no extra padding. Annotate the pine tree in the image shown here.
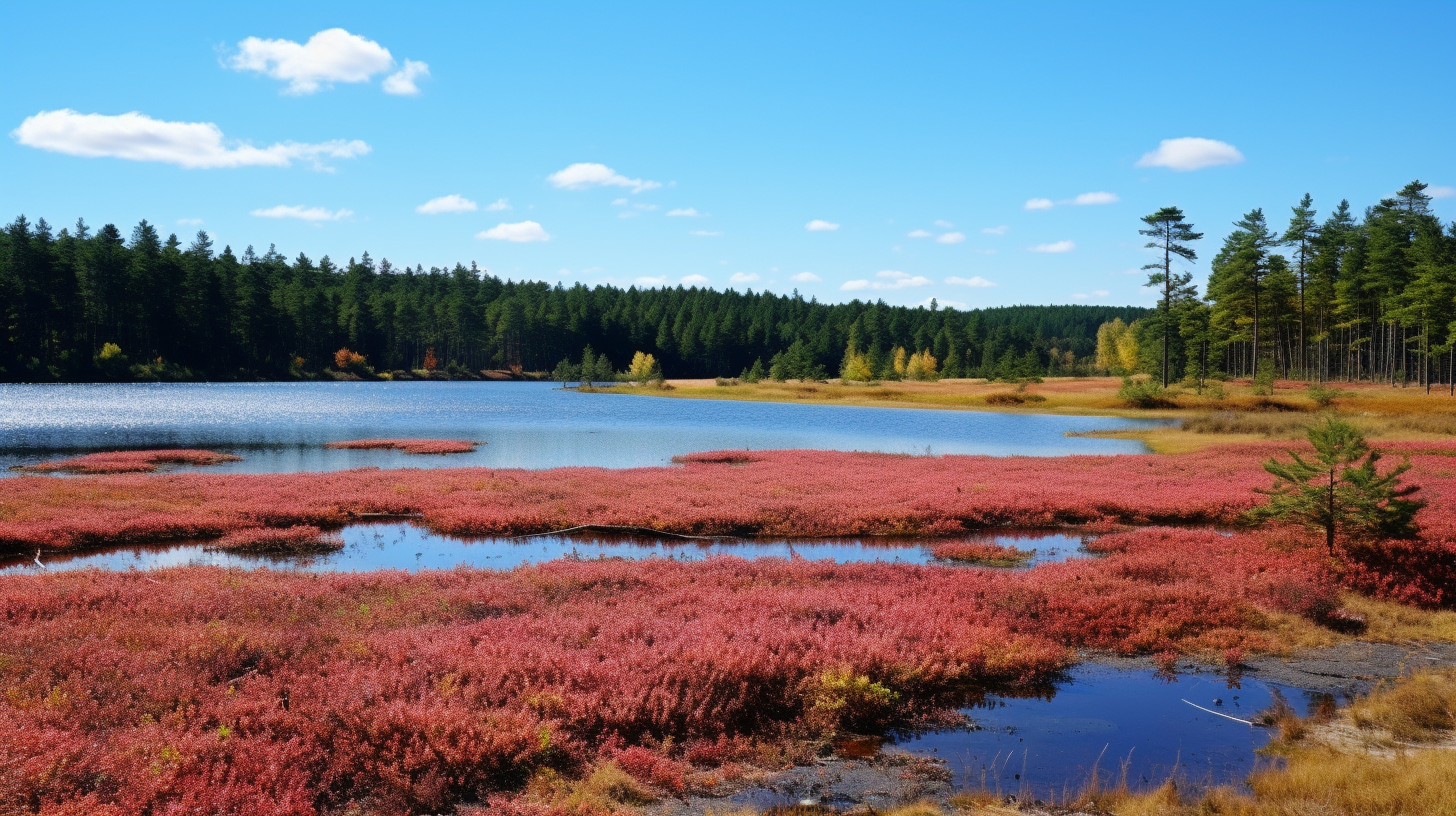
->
[1281,194,1320,377]
[1139,207,1202,387]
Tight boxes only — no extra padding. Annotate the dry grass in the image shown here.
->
[1351,670,1456,742]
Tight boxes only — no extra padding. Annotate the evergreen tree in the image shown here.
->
[1140,206,1202,387]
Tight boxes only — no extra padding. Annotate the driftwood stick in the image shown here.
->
[508,524,737,541]
[32,550,46,571]
[1181,699,1254,725]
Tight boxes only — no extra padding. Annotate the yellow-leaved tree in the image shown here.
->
[904,349,938,380]
[840,341,874,382]
[1096,319,1140,374]
[627,351,661,383]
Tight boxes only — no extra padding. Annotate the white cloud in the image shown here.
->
[611,198,629,206]
[1024,198,1054,211]
[485,198,511,211]
[841,270,932,291]
[250,204,352,222]
[730,272,761,283]
[635,276,669,287]
[227,28,406,95]
[666,207,702,217]
[1071,191,1119,205]
[476,220,550,242]
[416,194,477,214]
[547,162,660,193]
[936,231,966,244]
[634,203,657,211]
[981,225,1009,235]
[805,219,840,232]
[689,229,722,237]
[907,229,933,238]
[1072,290,1110,300]
[933,219,954,228]
[1092,289,1110,297]
[12,109,369,170]
[1429,185,1456,199]
[1136,137,1245,171]
[382,59,429,96]
[1028,240,1076,253]
[177,217,204,225]
[791,272,822,283]
[681,274,710,285]
[945,275,996,287]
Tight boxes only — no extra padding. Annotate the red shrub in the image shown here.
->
[931,541,1033,565]
[212,525,343,553]
[15,449,240,474]
[324,439,477,455]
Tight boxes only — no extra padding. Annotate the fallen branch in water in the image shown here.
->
[1182,698,1253,725]
[509,524,738,541]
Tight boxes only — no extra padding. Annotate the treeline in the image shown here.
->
[0,214,1147,382]
[1133,180,1456,389]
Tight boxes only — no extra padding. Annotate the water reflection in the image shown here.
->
[0,526,1092,574]
[0,382,1169,474]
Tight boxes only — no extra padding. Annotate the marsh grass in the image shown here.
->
[1351,669,1456,742]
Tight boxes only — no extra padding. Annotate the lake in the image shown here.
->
[0,382,1167,474]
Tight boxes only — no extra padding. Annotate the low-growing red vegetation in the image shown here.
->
[0,525,1344,815]
[2,443,1453,604]
[12,449,241,474]
[931,540,1035,565]
[325,439,477,455]
[210,525,344,553]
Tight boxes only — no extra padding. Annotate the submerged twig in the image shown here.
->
[1182,698,1254,725]
[508,524,738,541]
[33,550,46,571]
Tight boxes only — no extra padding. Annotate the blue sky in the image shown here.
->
[3,1,1453,310]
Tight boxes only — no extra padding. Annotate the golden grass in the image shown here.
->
[1351,669,1456,742]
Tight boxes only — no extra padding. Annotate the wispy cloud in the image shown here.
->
[907,229,932,238]
[382,59,430,96]
[666,207,702,217]
[689,229,722,237]
[936,231,966,244]
[250,204,352,222]
[730,272,761,284]
[1028,240,1075,253]
[841,270,932,291]
[1024,198,1054,211]
[547,162,660,193]
[945,275,996,287]
[933,219,954,228]
[1070,191,1119,205]
[805,219,840,232]
[485,198,511,211]
[1429,185,1456,199]
[476,220,550,242]
[416,194,477,214]
[920,296,968,309]
[635,276,668,287]
[1136,137,1244,171]
[981,225,1009,235]
[681,274,709,285]
[791,272,821,283]
[12,109,369,170]
[177,217,204,225]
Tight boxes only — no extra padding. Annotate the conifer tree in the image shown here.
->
[1139,207,1202,387]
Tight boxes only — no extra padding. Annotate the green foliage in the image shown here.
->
[1117,376,1177,409]
[1305,382,1349,408]
[1140,206,1203,387]
[802,668,901,735]
[93,342,130,381]
[770,340,826,382]
[740,357,765,383]
[1248,416,1424,553]
[551,357,580,385]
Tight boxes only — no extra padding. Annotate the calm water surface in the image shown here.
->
[0,382,1167,473]
[0,526,1090,574]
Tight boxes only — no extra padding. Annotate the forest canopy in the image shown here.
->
[0,215,1145,383]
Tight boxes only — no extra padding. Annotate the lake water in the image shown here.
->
[0,526,1091,574]
[0,382,1167,473]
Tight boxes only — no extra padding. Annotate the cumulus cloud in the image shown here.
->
[635,276,668,287]
[945,275,996,287]
[1028,240,1076,253]
[841,270,932,291]
[1071,191,1119,205]
[12,109,369,170]
[382,59,430,95]
[227,28,425,95]
[1136,137,1245,171]
[689,229,722,237]
[1024,198,1054,211]
[791,272,822,283]
[666,207,702,217]
[476,220,550,242]
[1024,192,1121,211]
[1429,185,1456,199]
[805,219,840,231]
[936,231,966,244]
[933,219,954,228]
[730,272,761,283]
[981,225,1009,235]
[681,274,710,286]
[486,198,511,211]
[547,162,660,193]
[907,229,933,238]
[250,205,352,222]
[415,194,477,214]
